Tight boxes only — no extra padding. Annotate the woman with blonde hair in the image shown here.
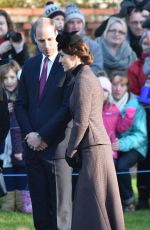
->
[96,17,136,75]
[57,31,125,230]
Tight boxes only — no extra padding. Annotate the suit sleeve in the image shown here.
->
[15,67,33,137]
[67,76,93,157]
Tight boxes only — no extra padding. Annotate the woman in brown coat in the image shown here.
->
[57,31,125,230]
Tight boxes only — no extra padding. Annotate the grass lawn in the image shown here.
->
[0,209,150,230]
[0,177,149,229]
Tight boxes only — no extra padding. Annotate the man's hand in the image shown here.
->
[36,140,48,151]
[25,132,42,151]
[25,132,48,151]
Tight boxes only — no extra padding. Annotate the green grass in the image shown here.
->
[0,177,149,230]
[0,211,34,230]
[125,210,150,230]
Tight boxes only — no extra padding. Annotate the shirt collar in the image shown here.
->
[42,52,58,63]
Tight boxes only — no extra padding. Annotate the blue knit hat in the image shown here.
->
[44,2,65,19]
[65,3,85,25]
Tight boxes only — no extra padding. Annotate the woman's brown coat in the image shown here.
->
[67,65,125,230]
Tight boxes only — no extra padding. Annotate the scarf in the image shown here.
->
[110,92,129,112]
[96,37,135,71]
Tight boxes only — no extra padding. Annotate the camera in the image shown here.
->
[6,31,22,42]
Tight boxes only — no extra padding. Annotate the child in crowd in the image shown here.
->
[98,72,136,161]
[44,1,65,32]
[0,60,32,213]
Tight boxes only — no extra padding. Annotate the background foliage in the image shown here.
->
[0,0,119,8]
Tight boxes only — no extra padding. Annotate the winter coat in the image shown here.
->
[118,94,147,158]
[10,108,25,166]
[103,103,135,159]
[128,52,148,96]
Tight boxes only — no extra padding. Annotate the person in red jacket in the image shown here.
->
[128,32,149,96]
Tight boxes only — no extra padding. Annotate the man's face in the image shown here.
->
[66,18,83,35]
[128,11,146,37]
[35,24,58,57]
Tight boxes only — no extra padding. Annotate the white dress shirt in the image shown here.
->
[39,52,58,80]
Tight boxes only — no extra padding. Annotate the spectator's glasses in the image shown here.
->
[108,29,126,36]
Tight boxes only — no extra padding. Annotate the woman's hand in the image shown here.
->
[0,40,12,55]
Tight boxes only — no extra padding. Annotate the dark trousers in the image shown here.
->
[137,108,150,202]
[3,166,28,191]
[25,155,72,230]
[115,149,143,205]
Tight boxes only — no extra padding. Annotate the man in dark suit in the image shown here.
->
[15,17,72,230]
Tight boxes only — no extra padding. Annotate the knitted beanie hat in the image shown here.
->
[98,76,112,94]
[65,3,85,25]
[44,2,65,19]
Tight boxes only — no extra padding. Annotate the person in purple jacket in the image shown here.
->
[0,60,32,213]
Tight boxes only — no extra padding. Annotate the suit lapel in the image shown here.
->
[32,55,42,102]
[39,55,64,102]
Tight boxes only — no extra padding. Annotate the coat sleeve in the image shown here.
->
[10,110,23,153]
[12,43,29,67]
[119,106,147,152]
[0,90,10,145]
[67,76,93,157]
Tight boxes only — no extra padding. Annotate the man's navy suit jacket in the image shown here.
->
[15,54,73,159]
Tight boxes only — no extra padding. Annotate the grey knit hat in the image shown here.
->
[44,2,65,19]
[65,3,85,25]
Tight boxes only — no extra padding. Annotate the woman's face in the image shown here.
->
[112,75,128,101]
[0,15,8,39]
[105,22,126,47]
[3,69,18,92]
[59,50,80,72]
